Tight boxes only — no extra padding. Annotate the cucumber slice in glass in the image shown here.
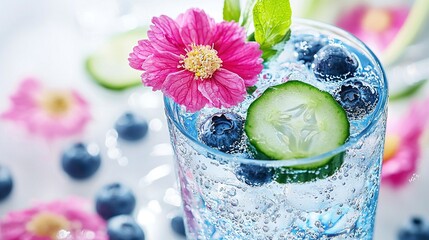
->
[85,28,147,90]
[245,80,350,183]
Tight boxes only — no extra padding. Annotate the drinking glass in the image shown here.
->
[164,19,388,239]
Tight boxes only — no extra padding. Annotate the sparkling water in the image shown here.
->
[165,20,387,240]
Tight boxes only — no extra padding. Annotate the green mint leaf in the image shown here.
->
[241,0,257,28]
[253,0,292,61]
[246,86,257,95]
[223,0,241,22]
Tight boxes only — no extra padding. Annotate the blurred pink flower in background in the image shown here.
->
[1,78,91,140]
[129,8,263,112]
[0,198,107,240]
[382,98,429,187]
[336,4,409,55]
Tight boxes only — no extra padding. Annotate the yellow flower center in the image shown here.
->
[362,8,392,33]
[181,43,222,80]
[38,91,74,116]
[383,134,401,162]
[26,212,71,239]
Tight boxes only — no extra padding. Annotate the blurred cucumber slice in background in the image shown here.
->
[85,27,147,90]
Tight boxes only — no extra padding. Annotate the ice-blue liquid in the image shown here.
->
[165,22,387,240]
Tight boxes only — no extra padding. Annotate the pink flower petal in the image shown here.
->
[179,9,215,46]
[141,51,182,91]
[1,78,91,140]
[147,15,185,56]
[129,39,155,70]
[163,70,209,112]
[382,98,429,187]
[220,41,263,86]
[199,69,246,109]
[0,198,107,240]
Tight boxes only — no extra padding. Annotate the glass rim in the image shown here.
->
[164,18,388,167]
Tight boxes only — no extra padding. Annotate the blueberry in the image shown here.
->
[107,215,145,240]
[334,79,378,119]
[115,112,148,141]
[200,113,244,153]
[294,35,327,63]
[313,45,358,81]
[398,217,429,240]
[0,165,13,201]
[171,215,186,236]
[95,182,136,220]
[235,163,274,187]
[61,143,101,180]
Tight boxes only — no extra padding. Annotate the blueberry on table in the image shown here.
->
[235,163,274,187]
[95,182,136,220]
[398,217,429,240]
[107,215,145,240]
[171,215,186,236]
[334,79,378,119]
[199,113,244,153]
[115,112,149,141]
[294,35,327,63]
[0,165,13,201]
[61,143,101,180]
[313,45,358,81]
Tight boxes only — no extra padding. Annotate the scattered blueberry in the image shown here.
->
[313,45,358,81]
[61,143,101,180]
[171,215,186,236]
[199,113,244,153]
[107,215,145,240]
[235,163,274,187]
[294,35,327,63]
[0,165,13,201]
[95,182,136,220]
[398,217,429,240]
[334,79,379,119]
[115,112,148,141]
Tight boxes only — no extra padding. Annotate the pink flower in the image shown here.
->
[1,78,91,140]
[382,98,429,187]
[336,5,409,55]
[129,8,263,112]
[0,198,107,240]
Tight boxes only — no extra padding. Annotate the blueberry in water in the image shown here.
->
[313,45,358,81]
[0,165,13,201]
[200,113,244,153]
[334,79,378,119]
[398,217,429,240]
[61,143,101,180]
[171,215,186,236]
[95,182,136,220]
[115,112,148,141]
[235,163,274,187]
[107,215,145,240]
[294,35,327,63]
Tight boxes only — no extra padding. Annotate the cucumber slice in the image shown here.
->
[85,28,147,90]
[245,80,350,182]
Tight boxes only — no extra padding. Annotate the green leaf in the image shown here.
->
[223,0,241,22]
[390,79,427,101]
[241,0,257,28]
[246,86,257,95]
[253,0,292,61]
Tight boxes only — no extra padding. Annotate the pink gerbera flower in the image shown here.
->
[382,98,429,187]
[336,5,409,55]
[0,198,107,240]
[1,78,91,140]
[129,8,263,112]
